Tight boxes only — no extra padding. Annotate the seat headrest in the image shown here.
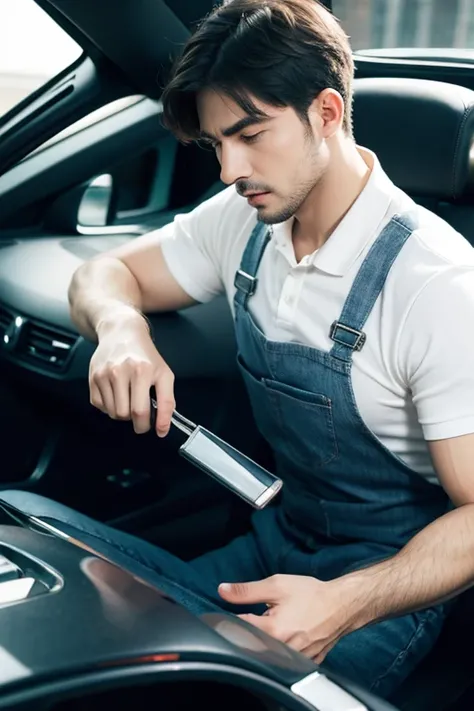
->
[353,77,474,201]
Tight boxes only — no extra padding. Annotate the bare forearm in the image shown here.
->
[340,504,474,631]
[68,258,148,342]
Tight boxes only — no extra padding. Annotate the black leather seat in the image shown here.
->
[353,76,474,241]
[353,76,474,710]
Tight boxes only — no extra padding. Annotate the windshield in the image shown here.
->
[0,0,82,117]
[332,0,474,54]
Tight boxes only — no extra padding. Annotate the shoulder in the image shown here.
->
[384,200,474,384]
[160,184,260,301]
[409,204,474,269]
[177,184,257,240]
[384,196,474,316]
[373,194,474,379]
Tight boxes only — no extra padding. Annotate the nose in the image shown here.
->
[219,143,252,186]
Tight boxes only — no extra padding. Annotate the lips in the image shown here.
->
[246,192,270,207]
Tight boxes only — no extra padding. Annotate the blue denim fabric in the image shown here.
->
[231,213,450,697]
[0,212,452,698]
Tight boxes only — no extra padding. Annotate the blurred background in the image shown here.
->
[333,0,474,52]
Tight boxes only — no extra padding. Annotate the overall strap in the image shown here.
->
[233,221,272,310]
[330,212,418,362]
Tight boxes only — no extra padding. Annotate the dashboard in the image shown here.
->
[0,234,126,382]
[0,232,238,386]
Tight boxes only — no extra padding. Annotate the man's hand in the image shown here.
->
[218,574,359,662]
[89,315,175,437]
[218,430,474,657]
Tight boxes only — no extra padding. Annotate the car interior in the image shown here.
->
[1,0,474,709]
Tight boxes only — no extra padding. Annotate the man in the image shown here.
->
[5,0,474,698]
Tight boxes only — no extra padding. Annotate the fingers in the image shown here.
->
[89,351,175,436]
[96,378,117,417]
[89,364,118,417]
[285,631,314,653]
[286,632,339,663]
[154,368,176,437]
[109,363,134,420]
[90,360,132,422]
[238,612,294,645]
[219,575,286,606]
[238,618,337,662]
[238,613,275,635]
[89,377,106,414]
[130,365,154,434]
[237,602,338,663]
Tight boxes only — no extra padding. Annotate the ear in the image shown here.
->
[308,89,345,138]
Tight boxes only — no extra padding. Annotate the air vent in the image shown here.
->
[0,305,13,340]
[18,320,77,371]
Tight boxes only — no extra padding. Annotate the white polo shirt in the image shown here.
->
[160,148,474,484]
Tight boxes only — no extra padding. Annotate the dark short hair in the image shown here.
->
[161,0,355,141]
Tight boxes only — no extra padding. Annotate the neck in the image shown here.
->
[293,137,371,251]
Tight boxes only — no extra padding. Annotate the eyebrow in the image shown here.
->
[200,115,270,142]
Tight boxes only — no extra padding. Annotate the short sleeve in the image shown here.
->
[399,266,474,440]
[159,187,234,304]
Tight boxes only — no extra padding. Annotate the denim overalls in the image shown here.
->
[0,212,452,698]
[233,213,449,578]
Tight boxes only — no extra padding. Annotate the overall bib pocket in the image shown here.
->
[236,352,338,471]
[236,354,282,448]
[262,378,338,469]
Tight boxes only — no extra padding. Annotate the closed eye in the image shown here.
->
[240,131,264,144]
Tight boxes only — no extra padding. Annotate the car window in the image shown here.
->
[333,0,474,54]
[0,0,82,117]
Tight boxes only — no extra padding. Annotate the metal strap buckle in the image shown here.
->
[234,269,258,296]
[330,321,366,352]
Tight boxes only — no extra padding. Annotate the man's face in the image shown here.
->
[196,89,329,224]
